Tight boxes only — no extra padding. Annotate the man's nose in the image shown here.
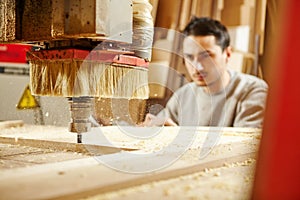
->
[192,60,204,71]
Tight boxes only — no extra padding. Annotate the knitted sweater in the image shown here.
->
[157,70,268,128]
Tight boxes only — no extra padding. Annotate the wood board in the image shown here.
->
[0,120,24,130]
[0,143,257,200]
[0,125,260,200]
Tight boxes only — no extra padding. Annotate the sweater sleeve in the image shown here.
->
[233,81,268,128]
[156,91,180,125]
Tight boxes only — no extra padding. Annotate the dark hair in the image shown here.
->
[183,17,230,51]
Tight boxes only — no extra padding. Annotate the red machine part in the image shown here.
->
[27,49,149,67]
[0,43,32,63]
[252,0,300,199]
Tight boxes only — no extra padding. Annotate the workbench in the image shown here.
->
[0,123,261,200]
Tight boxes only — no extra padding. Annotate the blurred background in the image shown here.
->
[0,0,277,126]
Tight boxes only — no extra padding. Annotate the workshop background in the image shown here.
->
[0,0,270,126]
[0,0,299,200]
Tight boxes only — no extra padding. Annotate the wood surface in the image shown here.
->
[0,142,257,200]
[0,120,24,130]
[0,0,16,41]
[83,158,257,200]
[0,125,260,200]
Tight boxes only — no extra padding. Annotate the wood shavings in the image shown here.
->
[163,188,171,196]
[243,176,251,183]
[80,173,87,178]
[204,168,210,173]
[214,172,221,177]
[58,171,65,175]
[212,182,231,190]
[0,142,88,170]
[82,159,256,200]
[1,125,260,199]
[183,185,192,192]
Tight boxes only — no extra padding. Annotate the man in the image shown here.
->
[143,17,268,128]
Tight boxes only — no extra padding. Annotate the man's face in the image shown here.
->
[183,35,230,87]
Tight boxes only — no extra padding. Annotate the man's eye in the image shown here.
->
[198,52,210,59]
[207,53,214,58]
[184,54,194,60]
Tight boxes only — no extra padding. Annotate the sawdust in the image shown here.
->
[73,126,260,199]
[0,143,88,170]
[0,125,261,199]
[81,159,257,200]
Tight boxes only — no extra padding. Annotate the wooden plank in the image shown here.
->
[83,158,256,200]
[4,0,132,42]
[0,136,136,155]
[155,0,182,29]
[0,136,259,200]
[51,0,65,37]
[0,0,16,42]
[64,0,95,34]
[0,143,87,169]
[149,0,159,24]
[21,0,55,40]
[0,143,45,157]
[179,0,192,30]
[0,120,24,130]
[254,0,267,54]
[0,125,260,153]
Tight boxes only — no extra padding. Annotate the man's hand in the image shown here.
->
[139,113,177,127]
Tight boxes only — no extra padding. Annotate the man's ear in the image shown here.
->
[224,46,232,63]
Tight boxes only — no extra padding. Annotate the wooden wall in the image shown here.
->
[149,0,269,104]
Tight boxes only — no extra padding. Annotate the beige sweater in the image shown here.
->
[158,70,268,128]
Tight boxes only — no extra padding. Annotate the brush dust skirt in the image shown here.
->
[30,60,149,99]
